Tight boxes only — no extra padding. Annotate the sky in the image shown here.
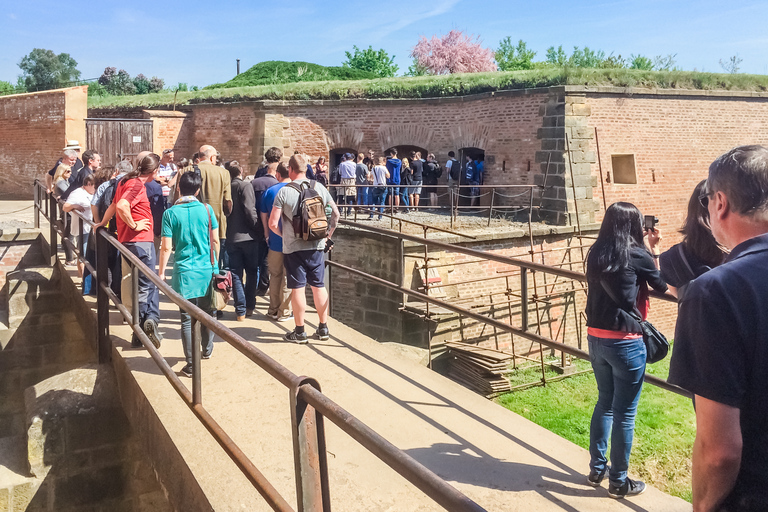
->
[2,0,767,88]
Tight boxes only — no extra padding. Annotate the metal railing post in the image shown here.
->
[33,183,40,229]
[521,268,529,332]
[291,378,330,512]
[192,317,202,405]
[96,228,111,363]
[132,262,140,329]
[49,191,58,266]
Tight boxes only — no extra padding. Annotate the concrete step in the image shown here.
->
[0,435,41,512]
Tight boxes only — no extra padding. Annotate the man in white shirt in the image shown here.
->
[157,149,178,206]
[63,174,96,280]
[338,153,356,215]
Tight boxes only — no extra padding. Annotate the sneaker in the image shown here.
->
[277,312,294,322]
[237,315,245,322]
[180,364,193,378]
[284,330,308,344]
[315,326,330,341]
[202,352,211,360]
[131,333,142,348]
[246,309,255,317]
[368,215,374,220]
[608,478,646,499]
[216,310,224,319]
[266,312,280,320]
[143,318,163,348]
[587,467,608,487]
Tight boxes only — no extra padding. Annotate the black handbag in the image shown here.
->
[599,280,670,364]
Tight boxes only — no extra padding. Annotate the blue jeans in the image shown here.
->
[372,187,387,216]
[357,186,370,209]
[122,241,160,326]
[588,335,646,486]
[227,240,260,316]
[180,296,215,365]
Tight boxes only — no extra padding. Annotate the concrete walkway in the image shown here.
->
[96,285,688,511]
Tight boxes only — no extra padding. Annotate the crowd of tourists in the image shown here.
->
[46,139,768,510]
[47,143,339,377]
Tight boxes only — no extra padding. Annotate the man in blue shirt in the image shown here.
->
[385,148,402,211]
[260,163,292,321]
[669,145,768,512]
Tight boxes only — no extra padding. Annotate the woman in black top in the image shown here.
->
[660,179,726,301]
[585,202,667,498]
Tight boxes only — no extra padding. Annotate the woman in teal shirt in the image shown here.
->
[158,172,219,377]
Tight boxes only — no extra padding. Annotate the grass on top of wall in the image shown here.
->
[88,68,768,109]
[496,349,695,502]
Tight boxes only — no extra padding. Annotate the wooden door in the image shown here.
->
[86,118,153,172]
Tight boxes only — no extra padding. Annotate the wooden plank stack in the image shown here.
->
[445,342,513,397]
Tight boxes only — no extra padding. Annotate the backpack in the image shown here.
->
[448,159,460,181]
[98,178,119,233]
[286,180,328,241]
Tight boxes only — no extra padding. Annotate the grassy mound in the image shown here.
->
[89,68,768,109]
[205,60,377,89]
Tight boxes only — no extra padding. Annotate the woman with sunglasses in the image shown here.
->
[659,180,727,301]
[584,202,667,498]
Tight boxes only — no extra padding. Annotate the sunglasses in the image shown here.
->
[699,190,713,208]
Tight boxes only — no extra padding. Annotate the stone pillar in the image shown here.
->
[534,89,599,226]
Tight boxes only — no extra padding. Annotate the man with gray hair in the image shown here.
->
[669,145,768,512]
[46,148,81,192]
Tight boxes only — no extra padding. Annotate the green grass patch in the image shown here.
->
[496,351,695,502]
[88,68,768,110]
[206,60,377,89]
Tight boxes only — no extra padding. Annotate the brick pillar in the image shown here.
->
[534,89,599,226]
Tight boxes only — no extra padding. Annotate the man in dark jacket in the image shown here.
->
[423,153,442,208]
[226,161,261,320]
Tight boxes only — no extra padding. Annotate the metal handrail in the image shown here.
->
[335,220,691,399]
[33,179,486,512]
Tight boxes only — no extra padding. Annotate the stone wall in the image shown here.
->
[0,87,87,199]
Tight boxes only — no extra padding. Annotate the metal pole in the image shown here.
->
[96,228,111,363]
[291,378,331,512]
[132,262,140,329]
[423,226,431,368]
[505,276,517,369]
[594,127,608,211]
[520,268,529,332]
[33,184,40,229]
[192,317,202,405]
[49,192,58,266]
[487,190,494,227]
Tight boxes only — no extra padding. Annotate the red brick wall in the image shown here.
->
[0,87,87,199]
[182,104,259,174]
[586,91,768,246]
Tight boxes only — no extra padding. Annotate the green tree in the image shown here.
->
[133,73,150,94]
[342,45,398,77]
[545,45,568,66]
[630,54,654,70]
[569,47,606,67]
[404,58,428,76]
[495,38,536,71]
[719,55,742,74]
[18,48,81,91]
[0,80,15,96]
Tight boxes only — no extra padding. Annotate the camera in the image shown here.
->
[644,215,659,231]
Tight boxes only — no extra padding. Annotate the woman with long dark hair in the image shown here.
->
[585,202,667,498]
[660,179,726,300]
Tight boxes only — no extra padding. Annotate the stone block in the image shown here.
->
[12,482,38,510]
[568,127,594,139]
[366,311,393,328]
[545,103,565,116]
[540,139,565,151]
[565,95,587,104]
[564,116,589,127]
[572,103,592,116]
[536,127,563,140]
[535,151,563,164]
[53,465,124,508]
[0,486,8,512]
[541,116,561,128]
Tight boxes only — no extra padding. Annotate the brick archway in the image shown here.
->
[377,124,434,151]
[325,126,365,151]
[450,122,492,152]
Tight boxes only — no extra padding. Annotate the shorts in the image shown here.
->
[410,181,422,195]
[340,178,356,197]
[387,186,400,196]
[283,250,326,289]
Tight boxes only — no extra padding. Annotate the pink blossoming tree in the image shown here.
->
[410,30,497,75]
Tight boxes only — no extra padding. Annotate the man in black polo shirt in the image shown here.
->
[669,145,768,512]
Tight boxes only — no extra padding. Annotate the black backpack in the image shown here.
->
[98,178,119,233]
[448,159,460,181]
[286,181,328,241]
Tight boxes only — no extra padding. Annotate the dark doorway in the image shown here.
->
[86,118,153,172]
[388,145,429,163]
[330,148,357,170]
